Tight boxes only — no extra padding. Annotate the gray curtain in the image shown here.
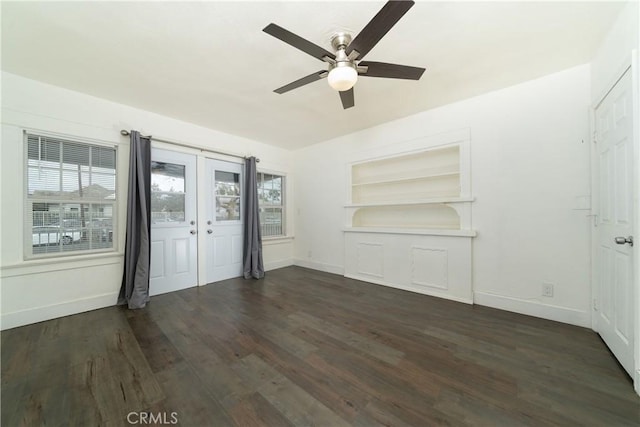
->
[243,156,265,279]
[118,131,152,308]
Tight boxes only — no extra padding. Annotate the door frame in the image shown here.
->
[150,141,244,289]
[590,50,640,394]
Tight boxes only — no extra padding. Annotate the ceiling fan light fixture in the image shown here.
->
[327,62,358,91]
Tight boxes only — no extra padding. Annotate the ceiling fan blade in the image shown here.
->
[274,71,327,94]
[339,88,355,109]
[263,23,336,61]
[358,61,425,80]
[346,1,415,60]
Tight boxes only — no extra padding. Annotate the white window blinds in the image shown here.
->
[25,133,117,257]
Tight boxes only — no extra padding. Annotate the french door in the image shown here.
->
[149,149,198,296]
[204,159,244,283]
[593,68,635,378]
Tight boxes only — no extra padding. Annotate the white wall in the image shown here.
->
[0,72,294,329]
[294,64,593,327]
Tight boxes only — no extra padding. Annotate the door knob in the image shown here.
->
[614,236,633,246]
[190,230,197,235]
[207,229,213,234]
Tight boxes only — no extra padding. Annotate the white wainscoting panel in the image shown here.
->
[345,231,472,303]
[411,247,448,290]
[356,242,384,278]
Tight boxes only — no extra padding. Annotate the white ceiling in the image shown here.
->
[1,1,626,149]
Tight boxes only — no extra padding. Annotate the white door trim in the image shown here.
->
[631,50,640,395]
[148,140,246,289]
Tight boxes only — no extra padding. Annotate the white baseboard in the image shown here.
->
[264,258,294,271]
[474,291,591,328]
[344,273,473,304]
[1,292,119,330]
[293,258,345,275]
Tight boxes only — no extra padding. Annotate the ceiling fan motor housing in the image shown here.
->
[331,32,352,51]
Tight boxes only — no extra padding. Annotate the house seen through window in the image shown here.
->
[258,172,285,237]
[26,133,116,257]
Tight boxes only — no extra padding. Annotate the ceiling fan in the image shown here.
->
[263,0,425,109]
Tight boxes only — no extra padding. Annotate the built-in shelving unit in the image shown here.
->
[351,147,461,205]
[343,131,476,304]
[344,197,474,208]
[346,143,474,234]
[343,227,477,237]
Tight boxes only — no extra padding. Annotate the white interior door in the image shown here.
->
[594,68,635,377]
[150,149,198,296]
[205,159,244,283]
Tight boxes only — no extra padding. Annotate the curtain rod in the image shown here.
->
[120,130,259,162]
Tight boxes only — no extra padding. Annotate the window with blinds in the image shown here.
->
[25,132,117,258]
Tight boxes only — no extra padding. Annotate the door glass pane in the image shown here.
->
[215,170,240,221]
[151,161,186,222]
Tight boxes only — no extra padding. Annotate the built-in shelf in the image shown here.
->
[348,143,472,230]
[352,171,460,187]
[344,130,476,304]
[343,227,477,237]
[344,130,475,304]
[345,197,475,208]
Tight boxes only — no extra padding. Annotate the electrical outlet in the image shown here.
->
[542,283,554,297]
[307,250,312,258]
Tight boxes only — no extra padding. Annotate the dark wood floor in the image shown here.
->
[2,266,639,426]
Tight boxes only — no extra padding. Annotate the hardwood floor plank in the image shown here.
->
[2,266,639,426]
[150,361,235,427]
[103,327,165,408]
[245,324,371,422]
[351,401,416,427]
[289,311,405,365]
[126,311,184,373]
[257,375,350,427]
[234,354,350,426]
[250,321,319,359]
[1,323,42,386]
[299,331,444,420]
[519,385,639,426]
[434,388,550,427]
[356,397,460,427]
[227,392,295,427]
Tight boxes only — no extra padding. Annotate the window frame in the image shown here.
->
[23,131,118,260]
[257,170,286,238]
